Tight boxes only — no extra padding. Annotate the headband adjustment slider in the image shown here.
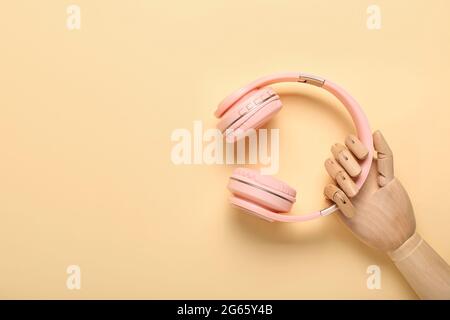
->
[298,73,325,87]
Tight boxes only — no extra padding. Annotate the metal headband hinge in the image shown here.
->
[298,73,325,87]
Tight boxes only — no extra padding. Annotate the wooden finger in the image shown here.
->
[335,171,358,198]
[373,130,394,187]
[324,158,344,179]
[324,158,358,197]
[331,143,362,177]
[324,184,355,218]
[345,134,369,160]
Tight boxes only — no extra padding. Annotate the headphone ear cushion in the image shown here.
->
[227,168,296,214]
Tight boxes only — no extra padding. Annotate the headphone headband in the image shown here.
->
[217,72,373,221]
[215,72,325,118]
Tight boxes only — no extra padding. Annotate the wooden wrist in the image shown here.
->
[386,232,450,299]
[388,232,422,262]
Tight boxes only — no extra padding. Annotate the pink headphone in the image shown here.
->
[215,72,374,222]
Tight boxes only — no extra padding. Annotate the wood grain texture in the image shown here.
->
[340,176,416,252]
[345,134,368,160]
[389,233,450,299]
[337,166,450,299]
[324,184,355,218]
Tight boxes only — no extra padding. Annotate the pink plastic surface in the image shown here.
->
[217,88,282,140]
[217,72,373,222]
[232,168,296,197]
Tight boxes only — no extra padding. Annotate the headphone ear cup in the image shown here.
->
[217,87,282,140]
[229,196,276,222]
[227,168,296,215]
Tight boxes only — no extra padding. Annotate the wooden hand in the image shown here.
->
[324,131,450,299]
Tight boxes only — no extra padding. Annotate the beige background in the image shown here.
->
[0,0,449,299]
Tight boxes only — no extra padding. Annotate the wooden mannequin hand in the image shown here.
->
[324,131,450,299]
[323,131,415,252]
